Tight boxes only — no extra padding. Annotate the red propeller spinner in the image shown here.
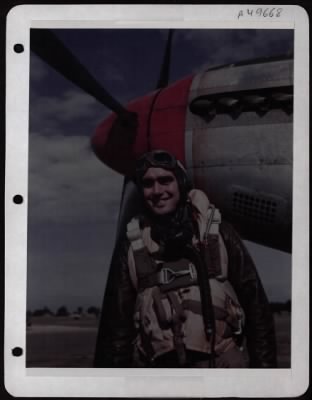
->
[91,75,194,176]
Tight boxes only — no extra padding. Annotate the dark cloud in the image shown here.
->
[29,87,106,136]
[172,29,293,79]
[27,222,116,311]
[28,133,123,225]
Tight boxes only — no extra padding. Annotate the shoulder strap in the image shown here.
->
[127,218,145,251]
[202,206,228,280]
[126,218,158,292]
[204,206,221,242]
[126,218,142,290]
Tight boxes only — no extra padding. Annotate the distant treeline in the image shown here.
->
[27,300,291,319]
[27,306,101,318]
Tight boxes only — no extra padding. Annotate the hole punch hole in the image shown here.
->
[12,347,23,357]
[13,195,23,204]
[14,44,24,53]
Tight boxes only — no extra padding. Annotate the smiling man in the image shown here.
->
[94,150,277,368]
[141,167,180,215]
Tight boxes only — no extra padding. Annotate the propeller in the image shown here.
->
[115,28,175,239]
[29,28,176,360]
[156,29,174,89]
[30,29,127,115]
[30,27,176,252]
[31,27,174,201]
[31,28,139,148]
[30,27,174,234]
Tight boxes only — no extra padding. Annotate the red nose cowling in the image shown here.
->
[91,75,194,176]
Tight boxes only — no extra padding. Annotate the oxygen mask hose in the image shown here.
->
[186,244,216,367]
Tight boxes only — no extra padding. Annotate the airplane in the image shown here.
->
[30,29,293,253]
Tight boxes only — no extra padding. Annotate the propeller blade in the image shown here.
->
[94,177,141,366]
[115,177,142,240]
[156,29,174,89]
[30,29,127,115]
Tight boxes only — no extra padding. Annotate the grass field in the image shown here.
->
[26,312,291,368]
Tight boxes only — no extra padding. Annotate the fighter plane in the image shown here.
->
[31,29,293,253]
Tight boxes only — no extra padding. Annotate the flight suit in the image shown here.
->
[94,191,277,368]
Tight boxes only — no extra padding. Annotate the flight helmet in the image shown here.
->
[135,150,192,201]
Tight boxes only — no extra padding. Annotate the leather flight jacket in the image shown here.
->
[94,218,277,368]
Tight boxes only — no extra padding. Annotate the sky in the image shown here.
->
[27,28,293,312]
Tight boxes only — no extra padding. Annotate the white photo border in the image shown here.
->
[5,4,309,398]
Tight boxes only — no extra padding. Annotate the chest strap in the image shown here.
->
[126,206,225,290]
[140,260,198,292]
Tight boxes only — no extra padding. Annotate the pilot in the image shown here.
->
[94,150,277,368]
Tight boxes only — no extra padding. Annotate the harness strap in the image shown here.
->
[167,291,186,322]
[140,262,198,292]
[167,292,187,366]
[127,207,227,288]
[204,206,221,240]
[127,218,158,289]
[127,218,144,251]
[152,287,171,328]
[224,297,244,335]
[127,209,242,362]
[202,235,222,278]
[131,248,158,290]
[204,206,216,242]
[203,206,226,280]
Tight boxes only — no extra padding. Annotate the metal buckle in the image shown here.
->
[233,310,244,335]
[159,263,197,285]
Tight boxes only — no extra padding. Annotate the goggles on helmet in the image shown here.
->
[136,150,178,178]
[135,150,192,201]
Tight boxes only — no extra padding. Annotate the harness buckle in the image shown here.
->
[233,310,244,335]
[158,263,197,285]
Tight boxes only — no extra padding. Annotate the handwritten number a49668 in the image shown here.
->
[238,8,283,19]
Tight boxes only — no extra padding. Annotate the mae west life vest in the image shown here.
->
[126,189,245,365]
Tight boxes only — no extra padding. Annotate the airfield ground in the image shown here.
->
[26,312,290,368]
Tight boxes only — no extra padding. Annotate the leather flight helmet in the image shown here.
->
[135,150,192,201]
